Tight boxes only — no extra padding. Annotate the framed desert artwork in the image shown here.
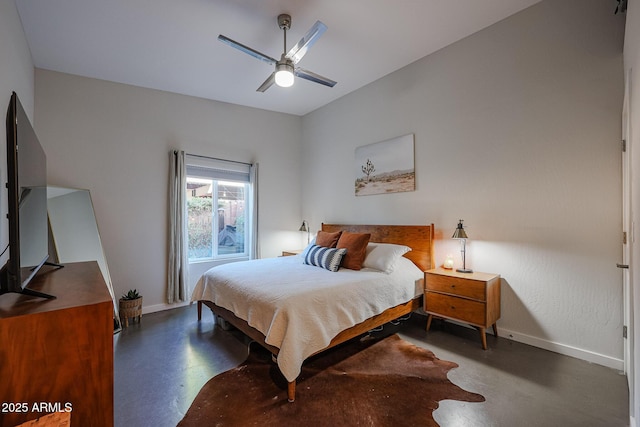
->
[354,134,415,196]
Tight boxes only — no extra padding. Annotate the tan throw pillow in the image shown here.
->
[315,230,342,248]
[337,232,371,270]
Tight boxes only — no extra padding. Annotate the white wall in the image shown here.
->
[302,0,625,368]
[0,0,35,269]
[623,0,640,423]
[34,70,303,311]
[0,1,34,116]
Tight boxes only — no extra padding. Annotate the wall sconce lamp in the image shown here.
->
[299,220,310,244]
[452,219,473,273]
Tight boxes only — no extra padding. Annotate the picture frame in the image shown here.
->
[354,134,415,196]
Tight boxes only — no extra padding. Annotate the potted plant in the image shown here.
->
[119,289,143,327]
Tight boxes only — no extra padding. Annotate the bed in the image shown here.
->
[192,223,435,402]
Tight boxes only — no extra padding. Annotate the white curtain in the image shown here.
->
[168,150,188,303]
[250,162,260,259]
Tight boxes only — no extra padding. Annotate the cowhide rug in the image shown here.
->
[178,333,484,426]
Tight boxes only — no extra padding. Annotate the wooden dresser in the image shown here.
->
[0,261,113,427]
[424,268,501,350]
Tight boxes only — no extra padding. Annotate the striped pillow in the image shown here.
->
[303,245,347,272]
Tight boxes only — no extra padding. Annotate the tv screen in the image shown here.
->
[0,92,54,299]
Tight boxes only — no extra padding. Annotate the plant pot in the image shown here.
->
[119,296,143,327]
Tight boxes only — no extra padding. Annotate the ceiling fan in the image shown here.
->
[218,14,337,92]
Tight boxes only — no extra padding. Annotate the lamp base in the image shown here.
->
[456,268,473,274]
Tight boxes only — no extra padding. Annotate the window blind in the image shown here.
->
[185,154,251,182]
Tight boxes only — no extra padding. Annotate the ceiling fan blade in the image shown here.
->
[257,72,276,92]
[285,21,327,64]
[294,68,337,87]
[218,34,277,65]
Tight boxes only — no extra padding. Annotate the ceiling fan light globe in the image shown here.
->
[275,70,294,87]
[275,62,294,87]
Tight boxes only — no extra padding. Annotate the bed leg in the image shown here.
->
[197,301,202,321]
[287,381,296,402]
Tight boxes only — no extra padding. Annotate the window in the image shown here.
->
[186,155,253,262]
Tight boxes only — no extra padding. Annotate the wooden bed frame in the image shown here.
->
[196,223,435,402]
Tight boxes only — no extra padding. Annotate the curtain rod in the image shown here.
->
[182,152,253,167]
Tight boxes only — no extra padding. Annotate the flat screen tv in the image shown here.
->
[0,92,58,299]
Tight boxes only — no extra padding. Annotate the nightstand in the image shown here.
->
[424,268,501,350]
[281,249,303,256]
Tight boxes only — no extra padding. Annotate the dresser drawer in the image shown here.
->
[425,292,486,325]
[426,273,486,301]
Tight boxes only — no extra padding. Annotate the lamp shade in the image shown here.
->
[452,220,468,239]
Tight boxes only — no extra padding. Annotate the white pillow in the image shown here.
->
[362,243,411,273]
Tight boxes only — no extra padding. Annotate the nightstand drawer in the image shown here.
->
[426,274,486,301]
[426,292,486,325]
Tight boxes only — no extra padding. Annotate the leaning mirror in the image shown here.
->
[47,187,121,331]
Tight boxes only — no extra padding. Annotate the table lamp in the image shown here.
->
[452,219,472,273]
[299,220,310,244]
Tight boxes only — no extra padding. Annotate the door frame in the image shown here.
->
[622,68,634,418]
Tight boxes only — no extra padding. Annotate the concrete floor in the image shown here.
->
[114,304,629,426]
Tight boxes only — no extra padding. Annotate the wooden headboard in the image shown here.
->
[321,223,435,272]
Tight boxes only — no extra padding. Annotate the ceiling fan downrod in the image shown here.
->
[278,14,291,52]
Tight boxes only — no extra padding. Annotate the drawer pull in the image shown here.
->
[450,285,456,288]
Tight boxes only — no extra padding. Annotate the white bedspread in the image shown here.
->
[191,255,423,382]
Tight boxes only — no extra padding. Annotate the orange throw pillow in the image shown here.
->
[315,231,342,248]
[337,232,371,270]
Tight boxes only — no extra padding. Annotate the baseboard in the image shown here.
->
[141,300,191,315]
[500,327,624,371]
